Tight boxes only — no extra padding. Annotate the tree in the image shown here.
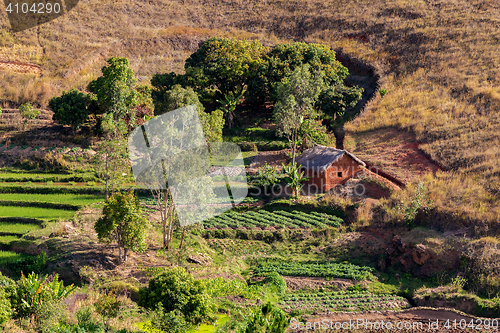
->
[273,64,325,166]
[144,304,190,333]
[18,102,40,130]
[87,57,140,136]
[249,42,349,104]
[185,37,267,126]
[49,89,91,135]
[94,191,149,263]
[318,84,363,149]
[94,137,129,199]
[138,267,216,327]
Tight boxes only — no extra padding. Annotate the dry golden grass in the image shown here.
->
[2,0,500,224]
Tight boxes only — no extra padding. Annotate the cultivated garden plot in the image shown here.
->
[207,238,278,257]
[278,290,410,312]
[203,210,343,229]
[253,262,374,280]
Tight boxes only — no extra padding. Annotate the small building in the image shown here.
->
[295,145,366,193]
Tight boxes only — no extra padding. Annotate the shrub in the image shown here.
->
[139,267,216,326]
[19,102,40,129]
[263,272,287,296]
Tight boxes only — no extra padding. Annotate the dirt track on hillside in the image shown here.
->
[0,60,42,76]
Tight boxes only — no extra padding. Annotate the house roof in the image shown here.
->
[295,145,366,172]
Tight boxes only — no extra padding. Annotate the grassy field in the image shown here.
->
[0,222,41,235]
[0,206,75,219]
[0,193,104,205]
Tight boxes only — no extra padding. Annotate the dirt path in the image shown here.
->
[0,60,42,76]
[294,307,485,332]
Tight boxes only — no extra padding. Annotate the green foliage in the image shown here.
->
[87,57,142,135]
[49,89,91,135]
[95,292,121,330]
[156,84,224,142]
[95,191,149,263]
[282,162,308,200]
[10,252,47,275]
[19,102,40,129]
[253,262,373,280]
[139,267,217,326]
[263,272,287,296]
[202,277,261,299]
[0,273,14,326]
[318,84,363,121]
[236,303,289,333]
[143,303,191,333]
[298,119,330,147]
[94,136,129,199]
[379,88,388,98]
[279,290,408,312]
[254,42,348,103]
[273,65,325,164]
[394,182,431,225]
[255,163,282,189]
[10,272,76,319]
[203,210,343,229]
[185,37,267,101]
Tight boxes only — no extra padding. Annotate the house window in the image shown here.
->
[337,171,343,177]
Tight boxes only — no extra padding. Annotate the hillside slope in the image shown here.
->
[1,0,500,223]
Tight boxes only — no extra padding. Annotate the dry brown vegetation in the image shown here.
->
[1,0,500,225]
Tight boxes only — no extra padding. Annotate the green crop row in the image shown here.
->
[202,277,261,299]
[253,262,373,281]
[0,206,76,220]
[0,172,96,183]
[0,185,103,195]
[278,290,409,312]
[203,210,343,230]
[0,193,104,205]
[0,250,24,266]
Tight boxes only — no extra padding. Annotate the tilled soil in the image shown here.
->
[291,307,487,332]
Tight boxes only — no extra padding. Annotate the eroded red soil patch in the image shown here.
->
[348,128,444,184]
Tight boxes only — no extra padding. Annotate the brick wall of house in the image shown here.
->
[301,155,362,192]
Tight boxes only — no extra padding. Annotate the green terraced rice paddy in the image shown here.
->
[0,235,20,244]
[0,250,24,265]
[0,193,104,205]
[0,206,75,219]
[0,223,41,235]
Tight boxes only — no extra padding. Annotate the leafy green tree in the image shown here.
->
[138,267,217,326]
[94,191,149,263]
[87,57,140,136]
[49,89,91,135]
[19,102,40,130]
[318,84,363,149]
[249,42,348,104]
[185,38,267,126]
[273,64,325,165]
[0,287,12,326]
[159,84,225,143]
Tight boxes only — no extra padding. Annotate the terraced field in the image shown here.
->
[203,210,343,229]
[0,170,105,265]
[279,290,410,312]
[253,262,374,280]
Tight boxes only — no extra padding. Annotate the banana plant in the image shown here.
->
[216,89,246,129]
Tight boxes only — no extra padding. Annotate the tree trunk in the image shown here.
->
[162,190,168,248]
[227,111,234,129]
[165,203,174,250]
[333,123,346,150]
[179,227,186,249]
[123,248,128,262]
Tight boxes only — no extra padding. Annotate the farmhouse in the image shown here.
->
[296,145,366,193]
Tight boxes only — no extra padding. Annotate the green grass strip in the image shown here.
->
[0,223,42,235]
[0,250,24,265]
[0,206,75,220]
